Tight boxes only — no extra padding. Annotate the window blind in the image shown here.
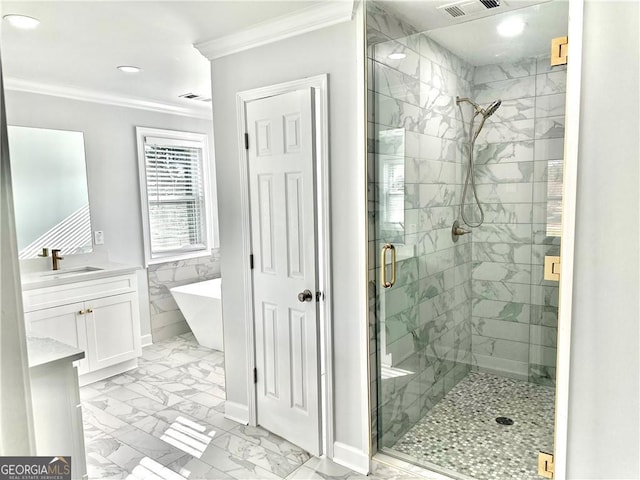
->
[143,138,207,256]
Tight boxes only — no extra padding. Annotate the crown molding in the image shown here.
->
[194,1,356,61]
[4,77,213,120]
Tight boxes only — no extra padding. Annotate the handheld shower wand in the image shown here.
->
[455,96,502,229]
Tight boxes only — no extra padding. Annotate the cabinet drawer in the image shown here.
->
[24,274,137,312]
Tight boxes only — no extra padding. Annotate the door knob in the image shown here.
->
[298,289,313,303]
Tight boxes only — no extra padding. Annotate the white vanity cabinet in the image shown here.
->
[23,272,142,385]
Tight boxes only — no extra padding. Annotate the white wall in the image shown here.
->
[566,1,639,478]
[5,91,215,339]
[209,20,368,463]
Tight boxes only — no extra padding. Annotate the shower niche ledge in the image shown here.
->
[22,269,142,386]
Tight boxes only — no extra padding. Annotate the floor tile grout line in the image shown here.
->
[84,334,412,480]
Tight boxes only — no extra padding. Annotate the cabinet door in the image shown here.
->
[84,292,141,371]
[25,303,90,375]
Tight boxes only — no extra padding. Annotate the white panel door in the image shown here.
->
[247,88,321,455]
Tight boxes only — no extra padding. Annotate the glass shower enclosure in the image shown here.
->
[367,1,568,479]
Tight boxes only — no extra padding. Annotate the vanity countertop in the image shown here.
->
[21,262,141,291]
[27,335,85,369]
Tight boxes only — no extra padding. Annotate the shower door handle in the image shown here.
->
[381,243,396,289]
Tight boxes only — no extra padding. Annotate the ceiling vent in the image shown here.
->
[179,92,212,103]
[480,0,501,8]
[437,0,507,18]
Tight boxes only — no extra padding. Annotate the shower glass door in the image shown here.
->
[368,1,569,479]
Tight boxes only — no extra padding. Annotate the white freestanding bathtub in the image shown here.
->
[170,278,224,351]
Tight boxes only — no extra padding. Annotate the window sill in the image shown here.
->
[146,249,213,267]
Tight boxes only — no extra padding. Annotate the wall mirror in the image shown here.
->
[7,126,93,259]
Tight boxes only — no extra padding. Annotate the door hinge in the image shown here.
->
[551,36,568,66]
[244,133,249,150]
[249,254,254,270]
[544,256,561,282]
[253,368,257,384]
[538,452,555,479]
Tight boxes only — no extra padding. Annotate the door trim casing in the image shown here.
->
[553,0,585,478]
[236,74,333,456]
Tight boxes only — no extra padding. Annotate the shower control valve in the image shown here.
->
[451,220,472,242]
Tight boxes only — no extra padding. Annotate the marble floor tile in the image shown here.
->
[230,426,311,464]
[83,334,417,480]
[111,425,186,466]
[156,370,225,396]
[212,433,303,477]
[198,444,282,479]
[86,452,129,479]
[169,456,233,479]
[79,385,103,401]
[128,457,188,480]
[126,363,173,379]
[125,379,186,407]
[171,399,237,431]
[85,395,149,426]
[106,386,173,416]
[132,415,171,438]
[90,374,137,395]
[104,440,147,472]
[184,390,226,409]
[137,352,198,369]
[168,343,216,359]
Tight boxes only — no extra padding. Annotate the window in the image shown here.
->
[136,127,215,265]
[545,159,564,237]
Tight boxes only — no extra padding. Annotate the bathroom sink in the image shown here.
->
[39,266,104,277]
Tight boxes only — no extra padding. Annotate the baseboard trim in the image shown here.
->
[140,334,153,348]
[224,401,249,425]
[332,442,369,475]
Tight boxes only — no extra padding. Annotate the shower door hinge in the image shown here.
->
[244,133,249,150]
[544,256,561,282]
[551,36,568,66]
[253,368,257,384]
[538,452,555,478]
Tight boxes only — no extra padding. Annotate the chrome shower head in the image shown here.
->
[456,96,501,118]
[482,100,502,118]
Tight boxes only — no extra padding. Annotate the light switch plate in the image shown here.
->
[94,231,104,245]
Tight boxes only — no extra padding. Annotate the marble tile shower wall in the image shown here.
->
[367,2,474,450]
[147,250,221,342]
[470,59,566,386]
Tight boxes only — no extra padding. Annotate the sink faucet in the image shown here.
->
[51,249,64,270]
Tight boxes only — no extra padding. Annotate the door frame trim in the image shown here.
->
[235,74,333,456]
[554,0,585,478]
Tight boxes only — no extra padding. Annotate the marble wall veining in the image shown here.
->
[367,1,474,451]
[470,57,566,386]
[147,250,221,342]
[367,0,566,455]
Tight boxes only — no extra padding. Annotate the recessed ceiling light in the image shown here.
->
[497,18,526,37]
[117,65,141,73]
[388,52,407,60]
[3,14,40,29]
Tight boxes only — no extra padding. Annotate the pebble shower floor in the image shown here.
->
[391,372,555,480]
